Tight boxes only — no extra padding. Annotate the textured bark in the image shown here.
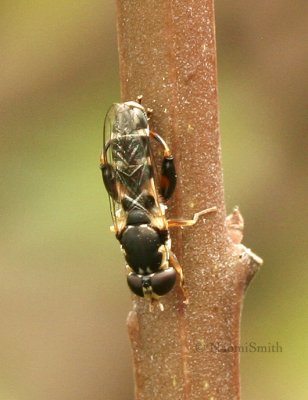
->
[116,1,262,399]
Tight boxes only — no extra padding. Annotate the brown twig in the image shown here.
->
[116,1,262,399]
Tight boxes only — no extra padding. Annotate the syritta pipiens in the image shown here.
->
[100,96,216,305]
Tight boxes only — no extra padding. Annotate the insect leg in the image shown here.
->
[169,252,184,287]
[100,141,119,201]
[150,131,177,201]
[169,251,188,302]
[168,206,217,228]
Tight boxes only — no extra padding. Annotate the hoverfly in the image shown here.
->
[100,97,216,305]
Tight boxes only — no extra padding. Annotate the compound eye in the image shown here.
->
[151,268,176,296]
[127,273,144,297]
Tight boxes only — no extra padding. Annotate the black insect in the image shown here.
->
[100,97,216,305]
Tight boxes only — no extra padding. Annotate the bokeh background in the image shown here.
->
[1,1,307,399]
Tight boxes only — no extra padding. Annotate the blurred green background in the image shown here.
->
[0,1,307,399]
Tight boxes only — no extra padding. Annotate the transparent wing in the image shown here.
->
[102,102,167,235]
[102,104,121,233]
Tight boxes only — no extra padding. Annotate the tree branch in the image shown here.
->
[116,1,262,399]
